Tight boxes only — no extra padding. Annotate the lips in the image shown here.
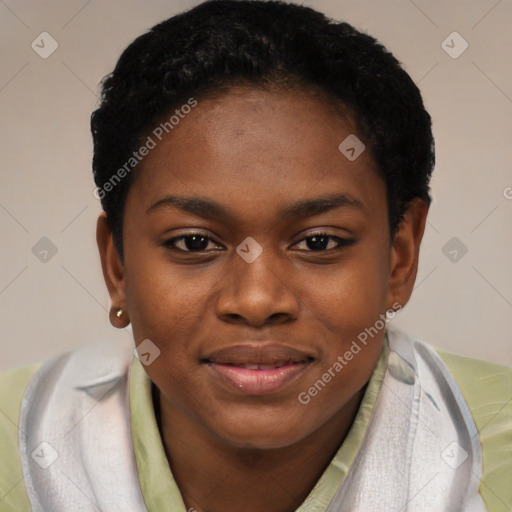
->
[203,343,314,395]
[206,344,312,365]
[228,362,296,370]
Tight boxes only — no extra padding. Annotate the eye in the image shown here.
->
[293,232,355,252]
[162,231,355,254]
[163,233,223,253]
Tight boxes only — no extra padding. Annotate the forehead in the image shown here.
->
[127,86,385,221]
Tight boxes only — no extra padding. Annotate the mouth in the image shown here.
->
[203,344,314,395]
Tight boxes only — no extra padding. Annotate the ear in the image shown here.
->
[96,212,128,327]
[386,198,429,311]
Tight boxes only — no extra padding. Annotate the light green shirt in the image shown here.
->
[1,336,511,511]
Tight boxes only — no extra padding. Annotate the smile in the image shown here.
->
[203,343,314,395]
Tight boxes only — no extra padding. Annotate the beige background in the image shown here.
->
[1,0,511,370]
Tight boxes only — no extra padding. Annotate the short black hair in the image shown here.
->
[91,0,435,261]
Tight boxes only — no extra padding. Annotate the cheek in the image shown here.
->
[296,264,388,431]
[300,337,382,434]
[123,259,209,396]
[123,245,208,345]
[304,246,390,335]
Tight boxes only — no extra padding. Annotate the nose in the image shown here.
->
[215,246,300,327]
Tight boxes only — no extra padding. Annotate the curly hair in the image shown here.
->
[91,0,435,261]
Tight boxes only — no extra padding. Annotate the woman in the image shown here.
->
[1,1,510,511]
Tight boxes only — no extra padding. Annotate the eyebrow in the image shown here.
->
[146,193,365,219]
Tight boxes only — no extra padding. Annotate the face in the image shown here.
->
[98,86,426,449]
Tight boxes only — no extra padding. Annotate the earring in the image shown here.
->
[110,306,129,328]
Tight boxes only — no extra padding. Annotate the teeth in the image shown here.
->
[242,364,259,370]
[258,364,281,370]
[239,363,288,370]
[217,359,308,369]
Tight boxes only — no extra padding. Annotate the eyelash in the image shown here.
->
[162,231,355,254]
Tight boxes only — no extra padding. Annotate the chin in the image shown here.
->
[212,417,310,450]
[227,434,304,451]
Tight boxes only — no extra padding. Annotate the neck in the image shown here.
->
[155,385,366,512]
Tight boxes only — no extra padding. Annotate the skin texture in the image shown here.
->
[97,86,428,512]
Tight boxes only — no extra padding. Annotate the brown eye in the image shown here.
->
[164,234,220,252]
[294,233,355,252]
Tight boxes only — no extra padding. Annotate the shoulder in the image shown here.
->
[0,339,134,510]
[432,344,512,439]
[432,345,512,427]
[388,327,511,418]
[0,361,42,510]
[434,346,512,396]
[0,362,42,433]
[409,333,512,512]
[0,361,42,404]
